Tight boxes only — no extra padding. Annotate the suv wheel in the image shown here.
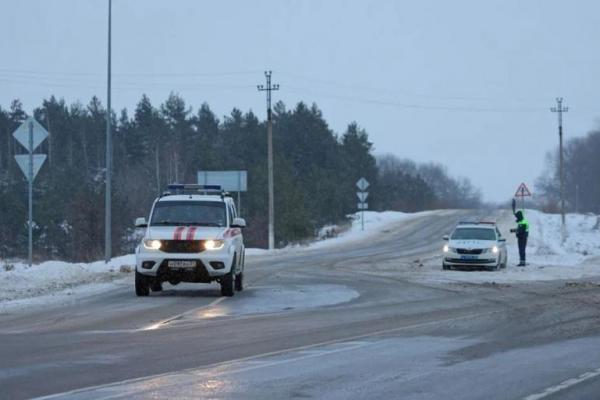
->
[135,271,150,297]
[151,281,163,292]
[220,271,235,297]
[235,271,244,291]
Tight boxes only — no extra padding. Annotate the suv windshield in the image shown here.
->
[451,228,496,241]
[151,201,227,227]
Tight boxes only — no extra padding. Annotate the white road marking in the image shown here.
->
[523,367,600,400]
[33,310,496,400]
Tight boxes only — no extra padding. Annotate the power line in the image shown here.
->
[284,85,547,113]
[0,77,256,92]
[0,68,263,78]
[278,71,550,104]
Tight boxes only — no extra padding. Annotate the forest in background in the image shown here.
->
[0,94,481,262]
[536,126,600,214]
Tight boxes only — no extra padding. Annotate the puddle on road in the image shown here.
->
[196,284,359,320]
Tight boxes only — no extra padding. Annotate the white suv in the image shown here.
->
[442,222,507,271]
[134,184,246,297]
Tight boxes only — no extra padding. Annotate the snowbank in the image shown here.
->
[247,210,427,255]
[0,255,134,308]
[525,210,600,266]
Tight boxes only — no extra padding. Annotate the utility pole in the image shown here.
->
[551,97,568,242]
[257,71,279,250]
[105,0,112,263]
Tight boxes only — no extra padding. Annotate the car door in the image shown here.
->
[496,227,507,262]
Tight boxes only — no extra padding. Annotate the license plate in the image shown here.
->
[460,255,477,260]
[168,260,196,269]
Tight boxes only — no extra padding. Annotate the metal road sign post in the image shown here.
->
[198,170,248,213]
[13,117,48,267]
[356,178,369,231]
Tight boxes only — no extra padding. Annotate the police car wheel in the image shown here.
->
[220,272,235,297]
[135,271,150,297]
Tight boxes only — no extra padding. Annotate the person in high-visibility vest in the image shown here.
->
[511,199,529,266]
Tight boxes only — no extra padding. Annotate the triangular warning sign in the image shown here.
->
[14,154,47,182]
[515,182,532,197]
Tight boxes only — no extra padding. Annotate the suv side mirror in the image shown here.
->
[498,238,506,242]
[135,217,148,228]
[442,235,450,241]
[231,217,246,228]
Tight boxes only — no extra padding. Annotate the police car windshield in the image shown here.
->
[151,201,226,227]
[451,228,496,241]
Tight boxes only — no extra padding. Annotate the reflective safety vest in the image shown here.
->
[518,218,529,233]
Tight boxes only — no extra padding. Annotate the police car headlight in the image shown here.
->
[204,239,225,251]
[491,246,499,254]
[443,244,449,253]
[143,239,162,250]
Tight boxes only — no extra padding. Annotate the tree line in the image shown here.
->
[0,94,481,262]
[536,126,600,214]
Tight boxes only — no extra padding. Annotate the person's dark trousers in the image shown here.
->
[518,234,528,264]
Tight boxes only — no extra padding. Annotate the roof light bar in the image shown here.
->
[162,183,227,197]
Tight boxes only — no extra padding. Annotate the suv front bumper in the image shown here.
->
[136,245,235,279]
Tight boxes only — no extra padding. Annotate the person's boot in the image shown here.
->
[518,261,526,267]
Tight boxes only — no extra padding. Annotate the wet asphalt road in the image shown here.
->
[1,210,600,400]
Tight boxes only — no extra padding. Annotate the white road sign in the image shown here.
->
[356,177,369,191]
[357,192,369,202]
[14,154,47,182]
[358,203,368,210]
[12,117,49,152]
[198,170,247,192]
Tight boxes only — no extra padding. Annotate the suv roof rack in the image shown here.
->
[162,184,232,198]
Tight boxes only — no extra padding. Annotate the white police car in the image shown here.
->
[134,184,246,297]
[442,222,507,271]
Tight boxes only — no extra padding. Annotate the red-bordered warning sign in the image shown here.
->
[515,182,532,197]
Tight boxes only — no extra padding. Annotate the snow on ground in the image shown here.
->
[0,255,134,310]
[526,210,600,266]
[246,210,429,256]
[2,209,600,310]
[414,210,600,284]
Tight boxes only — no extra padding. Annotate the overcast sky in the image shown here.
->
[2,0,599,202]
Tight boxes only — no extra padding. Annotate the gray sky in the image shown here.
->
[2,0,599,202]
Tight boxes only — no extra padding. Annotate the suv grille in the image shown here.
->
[161,240,203,253]
[456,248,483,255]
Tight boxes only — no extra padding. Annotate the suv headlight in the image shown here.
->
[491,245,499,254]
[143,239,162,250]
[204,239,225,251]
